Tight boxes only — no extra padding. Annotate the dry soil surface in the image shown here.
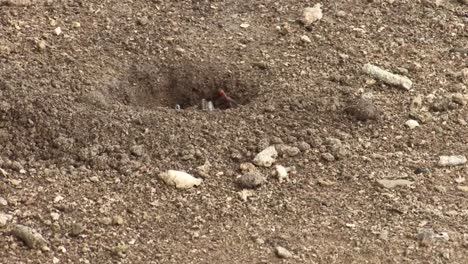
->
[0,0,468,263]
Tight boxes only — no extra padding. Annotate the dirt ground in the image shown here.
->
[0,0,467,263]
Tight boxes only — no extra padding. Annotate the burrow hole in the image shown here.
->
[114,61,259,110]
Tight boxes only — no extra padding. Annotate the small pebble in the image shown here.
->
[112,215,124,226]
[237,172,265,189]
[405,119,419,129]
[70,223,85,237]
[416,229,434,246]
[318,178,336,187]
[337,10,346,17]
[255,238,265,245]
[410,95,423,110]
[0,196,7,207]
[275,246,293,259]
[100,217,112,225]
[72,21,81,28]
[452,93,466,106]
[238,189,254,201]
[377,179,413,189]
[50,212,60,221]
[300,35,311,43]
[414,167,429,174]
[285,146,300,157]
[297,141,311,151]
[321,152,335,162]
[37,40,47,50]
[130,145,145,157]
[379,230,389,241]
[345,97,379,121]
[0,213,12,227]
[275,165,289,183]
[271,137,283,144]
[89,176,99,182]
[136,17,149,26]
[434,185,447,193]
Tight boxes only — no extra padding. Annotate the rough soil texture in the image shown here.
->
[0,0,468,263]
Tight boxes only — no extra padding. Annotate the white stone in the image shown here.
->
[275,246,293,258]
[0,213,12,227]
[275,165,289,182]
[363,63,413,90]
[405,119,420,129]
[54,195,64,203]
[438,155,467,167]
[158,170,202,189]
[300,35,311,43]
[0,196,7,206]
[253,146,277,167]
[301,4,323,26]
[51,212,60,221]
[238,190,254,202]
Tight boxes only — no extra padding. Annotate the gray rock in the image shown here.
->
[70,223,85,237]
[285,146,300,157]
[13,225,49,250]
[237,172,265,189]
[434,185,447,193]
[10,161,24,172]
[255,238,265,245]
[379,230,389,241]
[136,17,149,26]
[112,215,124,226]
[271,136,283,144]
[297,141,311,151]
[321,152,335,162]
[325,137,342,148]
[416,229,434,246]
[130,145,145,157]
[100,217,112,225]
[345,97,380,121]
[275,246,293,259]
[410,95,423,111]
[431,97,458,112]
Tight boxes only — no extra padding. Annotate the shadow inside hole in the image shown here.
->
[118,61,259,110]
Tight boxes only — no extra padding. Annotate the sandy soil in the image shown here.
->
[0,0,467,263]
